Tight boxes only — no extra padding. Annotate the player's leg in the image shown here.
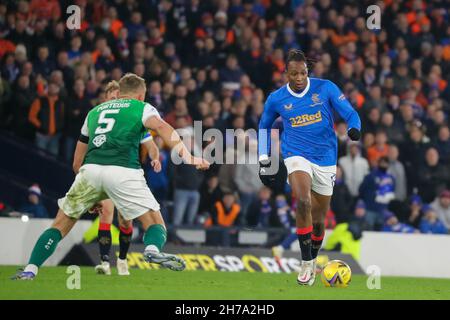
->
[116,213,133,275]
[310,164,336,257]
[12,210,78,279]
[284,156,315,285]
[12,164,106,280]
[102,166,185,271]
[137,210,186,271]
[95,199,114,275]
[289,171,316,285]
[309,163,336,275]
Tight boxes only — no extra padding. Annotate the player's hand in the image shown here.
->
[192,157,210,170]
[151,159,162,173]
[259,159,276,188]
[88,203,103,215]
[348,128,361,141]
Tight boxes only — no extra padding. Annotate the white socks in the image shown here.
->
[24,264,38,275]
[145,245,159,253]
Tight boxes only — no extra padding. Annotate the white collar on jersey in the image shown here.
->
[286,77,310,98]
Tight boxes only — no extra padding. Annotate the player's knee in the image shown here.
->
[296,198,312,216]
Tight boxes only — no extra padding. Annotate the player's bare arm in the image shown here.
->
[144,139,161,172]
[144,115,210,170]
[73,140,88,174]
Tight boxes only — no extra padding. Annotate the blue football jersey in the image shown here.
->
[258,77,361,166]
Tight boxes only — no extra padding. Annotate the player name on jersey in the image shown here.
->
[97,101,131,111]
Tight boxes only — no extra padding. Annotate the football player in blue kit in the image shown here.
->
[258,49,361,286]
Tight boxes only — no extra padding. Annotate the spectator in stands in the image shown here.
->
[417,147,449,203]
[206,192,241,228]
[382,210,418,234]
[247,186,277,228]
[435,126,450,166]
[400,121,431,193]
[0,70,12,128]
[419,205,448,235]
[275,194,294,229]
[199,175,223,219]
[18,184,49,218]
[64,79,92,162]
[33,45,55,79]
[219,54,244,94]
[431,190,450,230]
[380,111,404,145]
[145,136,170,210]
[172,136,204,226]
[163,98,193,129]
[339,141,369,198]
[359,156,396,230]
[28,82,65,156]
[10,75,35,140]
[347,199,372,239]
[30,0,61,21]
[367,130,389,168]
[387,144,407,201]
[400,194,425,229]
[234,139,263,220]
[330,165,354,224]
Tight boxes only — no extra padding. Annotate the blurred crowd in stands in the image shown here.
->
[0,0,449,236]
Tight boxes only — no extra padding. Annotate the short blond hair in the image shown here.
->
[118,73,146,95]
[105,80,119,94]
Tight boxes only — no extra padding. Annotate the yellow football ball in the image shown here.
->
[320,260,352,288]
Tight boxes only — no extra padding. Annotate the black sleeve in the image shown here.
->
[78,134,89,144]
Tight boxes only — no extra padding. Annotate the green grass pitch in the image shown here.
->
[1,266,449,300]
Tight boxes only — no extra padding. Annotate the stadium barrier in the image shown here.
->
[360,231,450,279]
[0,217,91,266]
[61,243,364,275]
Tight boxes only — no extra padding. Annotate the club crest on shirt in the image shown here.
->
[310,93,323,107]
[284,103,293,110]
[93,134,107,147]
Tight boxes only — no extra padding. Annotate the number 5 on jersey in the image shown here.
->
[95,109,120,134]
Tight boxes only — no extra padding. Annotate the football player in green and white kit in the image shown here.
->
[13,73,209,280]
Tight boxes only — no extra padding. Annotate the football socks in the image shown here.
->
[119,225,133,260]
[143,224,167,252]
[297,226,313,262]
[28,228,62,267]
[98,223,111,262]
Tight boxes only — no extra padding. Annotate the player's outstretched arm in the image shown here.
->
[144,115,209,170]
[327,80,361,141]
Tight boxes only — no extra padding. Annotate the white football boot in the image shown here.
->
[297,260,315,286]
[95,261,111,275]
[117,258,130,276]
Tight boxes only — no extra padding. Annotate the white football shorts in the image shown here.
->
[58,164,160,220]
[284,156,336,196]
